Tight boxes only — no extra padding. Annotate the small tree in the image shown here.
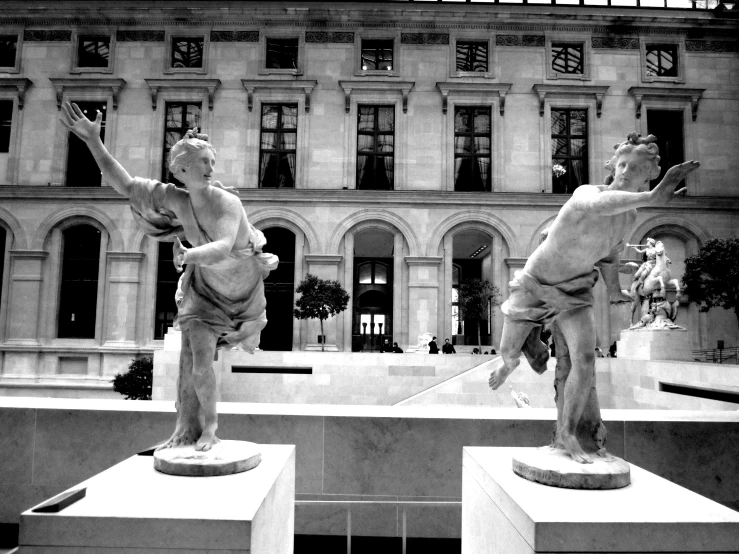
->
[293,273,350,352]
[682,237,739,333]
[112,356,153,400]
[457,278,501,349]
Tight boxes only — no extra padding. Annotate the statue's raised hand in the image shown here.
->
[173,237,188,273]
[60,102,102,144]
[649,160,699,206]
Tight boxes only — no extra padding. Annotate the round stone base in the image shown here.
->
[512,447,630,490]
[154,440,262,477]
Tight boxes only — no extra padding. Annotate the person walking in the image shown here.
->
[428,336,439,354]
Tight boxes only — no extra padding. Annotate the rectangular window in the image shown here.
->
[646,44,678,78]
[361,39,393,71]
[0,35,18,68]
[154,241,180,340]
[171,37,203,69]
[647,109,684,190]
[456,41,488,73]
[162,102,202,186]
[77,36,110,68]
[551,43,583,75]
[454,107,491,192]
[66,102,106,187]
[266,38,298,70]
[58,225,101,339]
[357,105,394,190]
[259,104,297,189]
[0,100,12,153]
[551,108,588,194]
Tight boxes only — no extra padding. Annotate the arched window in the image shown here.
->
[58,224,101,338]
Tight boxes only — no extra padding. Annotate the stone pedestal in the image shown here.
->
[462,447,739,554]
[19,444,296,553]
[617,328,694,361]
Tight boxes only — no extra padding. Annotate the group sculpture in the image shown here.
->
[624,239,684,330]
[488,132,698,474]
[62,103,277,458]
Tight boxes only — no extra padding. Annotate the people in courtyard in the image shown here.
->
[488,132,699,464]
[428,336,439,354]
[392,342,403,353]
[442,338,456,354]
[61,102,277,453]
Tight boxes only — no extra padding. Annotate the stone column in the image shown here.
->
[342,233,354,352]
[292,233,305,352]
[405,256,442,345]
[393,232,404,348]
[103,252,145,347]
[303,254,343,351]
[440,235,453,345]
[6,250,48,344]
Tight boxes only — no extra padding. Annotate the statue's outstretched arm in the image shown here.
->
[60,102,134,197]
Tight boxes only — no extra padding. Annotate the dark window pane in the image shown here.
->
[162,102,202,185]
[646,45,678,77]
[78,36,110,68]
[378,107,394,132]
[266,38,298,69]
[570,110,587,135]
[647,109,684,190]
[552,137,568,157]
[552,43,583,75]
[0,100,12,153]
[58,225,101,338]
[454,110,470,134]
[375,264,388,285]
[259,104,298,189]
[456,41,487,72]
[551,109,588,194]
[154,241,179,340]
[455,136,472,155]
[172,38,203,69]
[67,102,106,186]
[358,263,372,284]
[0,35,18,67]
[356,105,394,190]
[551,110,567,135]
[358,107,375,131]
[454,106,492,192]
[570,138,586,157]
[361,39,393,71]
[473,110,490,133]
[358,135,375,152]
[474,137,490,155]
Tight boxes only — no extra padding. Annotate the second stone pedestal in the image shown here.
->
[617,328,693,361]
[20,444,295,553]
[463,446,739,554]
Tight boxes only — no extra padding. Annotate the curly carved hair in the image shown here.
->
[604,132,661,184]
[168,128,217,174]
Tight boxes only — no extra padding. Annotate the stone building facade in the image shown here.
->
[0,1,738,394]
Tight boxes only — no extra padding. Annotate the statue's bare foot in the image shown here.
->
[560,432,592,464]
[157,424,201,450]
[195,428,220,452]
[489,362,514,390]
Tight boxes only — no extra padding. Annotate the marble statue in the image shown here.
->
[61,103,277,456]
[489,133,699,468]
[624,240,684,330]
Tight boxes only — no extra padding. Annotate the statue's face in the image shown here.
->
[181,149,216,190]
[612,151,652,192]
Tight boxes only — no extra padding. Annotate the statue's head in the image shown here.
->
[168,128,217,175]
[647,238,656,246]
[605,133,661,187]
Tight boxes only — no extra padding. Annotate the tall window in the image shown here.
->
[77,36,110,68]
[0,100,11,153]
[66,102,106,186]
[456,41,488,73]
[259,104,297,188]
[357,105,394,190]
[646,44,678,78]
[58,225,101,339]
[648,110,684,190]
[261,227,296,351]
[154,241,180,340]
[0,226,6,313]
[551,43,583,75]
[454,107,491,192]
[163,102,202,186]
[171,37,203,69]
[551,108,588,194]
[361,39,393,71]
[266,38,298,69]
[0,35,18,68]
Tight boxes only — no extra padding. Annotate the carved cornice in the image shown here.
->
[405,256,443,266]
[144,78,221,111]
[591,36,639,50]
[48,78,126,111]
[338,80,415,114]
[496,35,545,47]
[116,30,165,42]
[9,250,48,260]
[685,39,739,53]
[401,33,449,45]
[306,31,354,44]
[210,30,259,42]
[504,257,528,268]
[532,84,609,118]
[241,79,317,113]
[0,78,32,110]
[628,86,705,121]
[305,255,343,265]
[436,82,512,116]
[22,30,71,42]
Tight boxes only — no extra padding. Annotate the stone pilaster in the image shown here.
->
[103,252,145,347]
[6,250,48,344]
[405,256,442,345]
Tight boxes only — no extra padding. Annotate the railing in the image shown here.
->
[401,0,725,9]
[691,347,739,364]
